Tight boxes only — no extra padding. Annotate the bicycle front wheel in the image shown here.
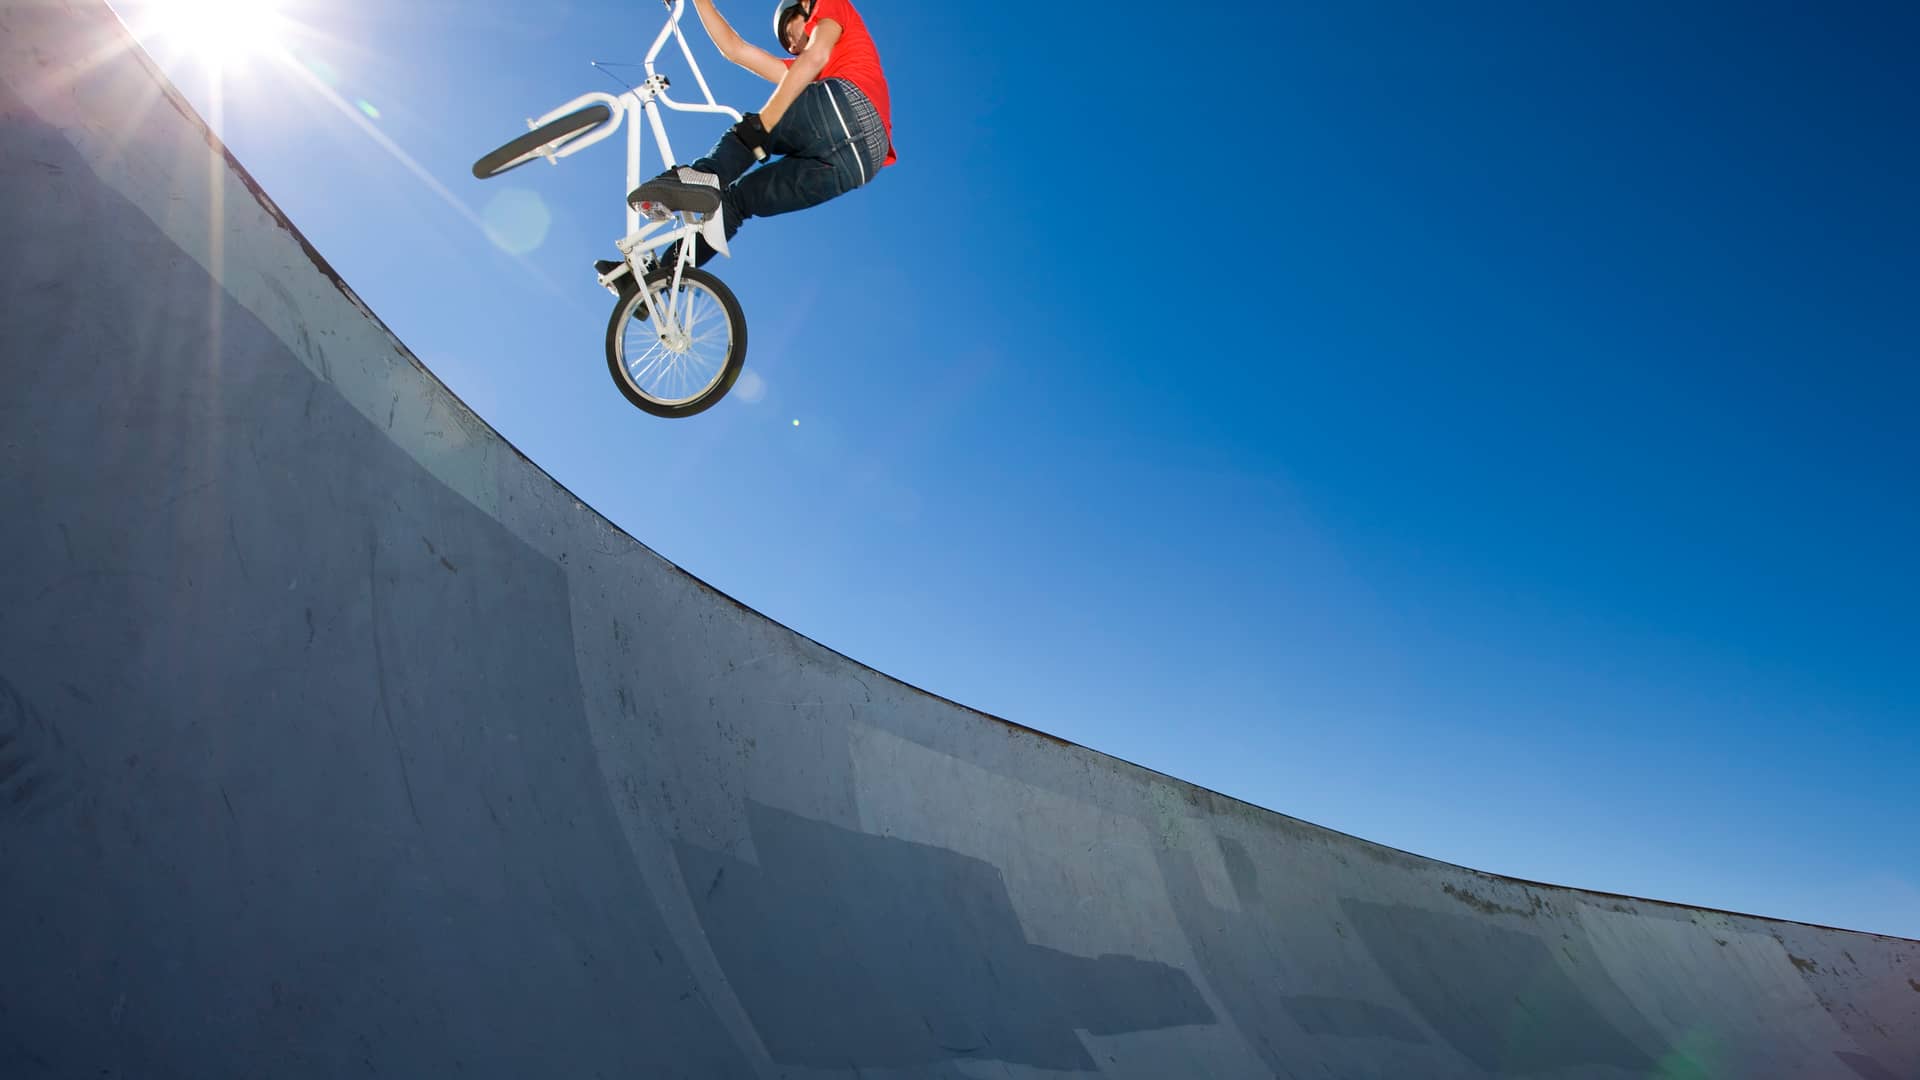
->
[604,266,747,419]
[471,104,612,179]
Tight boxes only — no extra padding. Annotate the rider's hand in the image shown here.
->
[732,113,772,161]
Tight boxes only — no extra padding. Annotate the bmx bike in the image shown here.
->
[471,0,749,419]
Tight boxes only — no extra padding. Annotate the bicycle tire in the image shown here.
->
[604,266,748,419]
[471,104,612,179]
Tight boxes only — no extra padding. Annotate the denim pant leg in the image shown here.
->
[670,128,757,265]
[675,81,875,266]
[690,126,760,189]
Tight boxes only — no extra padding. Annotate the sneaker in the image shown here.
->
[595,255,660,321]
[627,166,722,217]
[594,253,659,280]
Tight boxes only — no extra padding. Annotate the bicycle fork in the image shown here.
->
[628,221,700,342]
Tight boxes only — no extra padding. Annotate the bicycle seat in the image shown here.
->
[628,168,722,215]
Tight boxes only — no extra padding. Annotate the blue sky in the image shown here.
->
[113,0,1917,938]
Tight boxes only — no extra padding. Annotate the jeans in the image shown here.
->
[672,78,889,266]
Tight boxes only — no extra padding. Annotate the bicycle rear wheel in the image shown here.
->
[604,266,747,419]
[471,104,612,179]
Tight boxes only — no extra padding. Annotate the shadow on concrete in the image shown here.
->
[1340,898,1655,1074]
[676,800,1215,1070]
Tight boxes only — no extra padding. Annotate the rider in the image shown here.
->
[623,0,895,272]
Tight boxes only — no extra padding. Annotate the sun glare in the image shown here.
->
[156,0,289,66]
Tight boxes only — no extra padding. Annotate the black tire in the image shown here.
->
[471,104,612,179]
[604,266,748,419]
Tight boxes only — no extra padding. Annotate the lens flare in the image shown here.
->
[733,369,766,403]
[480,188,552,256]
[154,0,289,66]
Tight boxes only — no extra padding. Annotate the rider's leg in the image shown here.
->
[664,81,888,266]
[638,101,762,211]
[668,150,859,267]
[680,78,840,184]
[686,128,760,190]
[642,125,769,269]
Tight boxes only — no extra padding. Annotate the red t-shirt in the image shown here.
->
[784,0,895,166]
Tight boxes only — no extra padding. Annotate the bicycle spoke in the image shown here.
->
[618,279,734,407]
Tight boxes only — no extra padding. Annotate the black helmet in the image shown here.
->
[773,1,809,49]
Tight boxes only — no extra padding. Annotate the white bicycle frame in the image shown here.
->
[514,0,742,321]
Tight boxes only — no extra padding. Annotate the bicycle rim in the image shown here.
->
[614,279,736,407]
[471,105,610,179]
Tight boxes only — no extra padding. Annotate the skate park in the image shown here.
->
[3,2,1918,1076]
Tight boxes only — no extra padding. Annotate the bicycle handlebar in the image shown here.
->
[643,0,736,123]
[646,0,688,68]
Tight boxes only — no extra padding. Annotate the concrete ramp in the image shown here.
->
[2,2,1916,1076]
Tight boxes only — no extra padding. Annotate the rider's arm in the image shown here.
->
[687,0,788,83]
[759,18,840,130]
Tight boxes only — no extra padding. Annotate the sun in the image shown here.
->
[148,0,290,66]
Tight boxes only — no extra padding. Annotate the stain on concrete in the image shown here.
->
[1442,882,1546,919]
[1837,1049,1903,1080]
[0,676,80,824]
